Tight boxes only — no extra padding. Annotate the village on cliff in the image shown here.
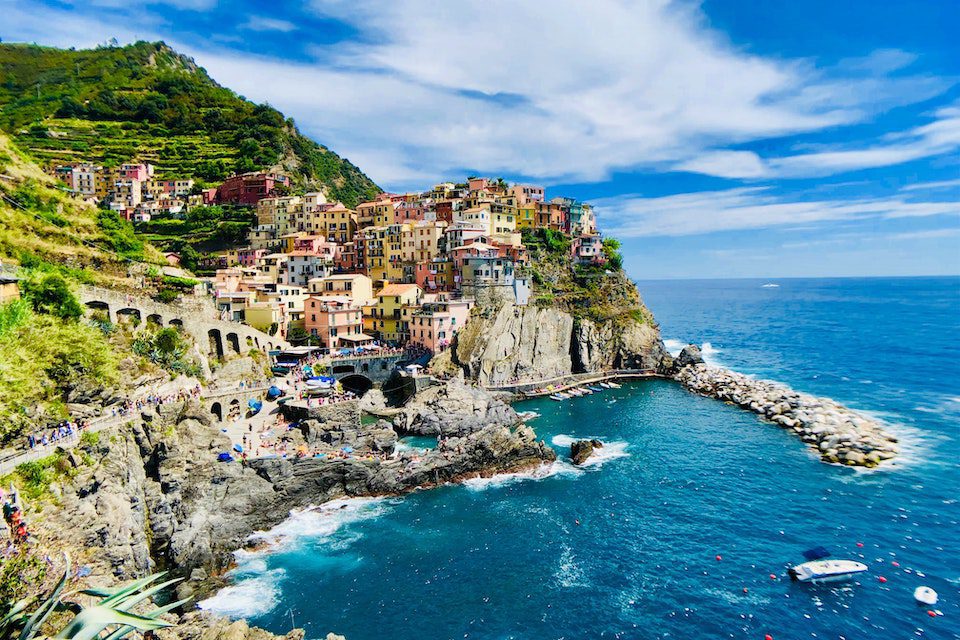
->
[52,162,611,353]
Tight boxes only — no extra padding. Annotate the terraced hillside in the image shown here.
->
[0,41,381,206]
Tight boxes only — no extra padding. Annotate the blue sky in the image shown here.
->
[2,0,959,279]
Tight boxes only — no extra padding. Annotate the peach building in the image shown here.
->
[304,297,366,349]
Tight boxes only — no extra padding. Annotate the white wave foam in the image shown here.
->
[198,568,285,618]
[700,342,722,365]
[551,435,630,467]
[242,497,391,555]
[463,461,582,490]
[555,544,587,588]
[663,339,685,357]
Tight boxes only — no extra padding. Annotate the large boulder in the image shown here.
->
[674,344,705,370]
[570,439,603,465]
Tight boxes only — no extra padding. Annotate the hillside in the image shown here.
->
[0,41,381,206]
[0,131,162,278]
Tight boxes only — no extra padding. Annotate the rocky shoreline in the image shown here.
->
[673,346,899,468]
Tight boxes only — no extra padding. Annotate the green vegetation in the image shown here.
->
[20,271,84,319]
[0,41,381,206]
[0,297,119,442]
[4,450,77,501]
[136,204,256,255]
[0,550,46,610]
[130,325,202,377]
[0,554,185,639]
[522,228,654,326]
[0,132,163,277]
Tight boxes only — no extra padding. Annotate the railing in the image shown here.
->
[485,368,661,394]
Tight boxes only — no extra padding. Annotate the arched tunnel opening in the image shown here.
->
[380,371,417,406]
[339,374,374,397]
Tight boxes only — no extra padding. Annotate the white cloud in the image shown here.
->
[593,186,960,237]
[0,0,955,189]
[683,102,960,179]
[239,17,297,33]
[901,179,960,192]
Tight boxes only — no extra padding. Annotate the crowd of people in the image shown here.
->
[25,419,90,450]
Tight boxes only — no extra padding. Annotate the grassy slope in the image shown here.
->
[0,132,165,279]
[0,41,381,207]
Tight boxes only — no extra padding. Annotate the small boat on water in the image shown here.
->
[789,547,867,583]
[550,393,569,401]
[914,586,938,605]
[588,386,604,392]
[606,382,622,389]
[599,382,613,389]
[579,388,594,395]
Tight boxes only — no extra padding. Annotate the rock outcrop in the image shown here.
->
[392,374,519,436]
[675,363,899,467]
[442,301,668,386]
[673,344,705,370]
[570,439,603,465]
[30,381,554,601]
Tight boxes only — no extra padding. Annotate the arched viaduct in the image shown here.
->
[78,285,286,358]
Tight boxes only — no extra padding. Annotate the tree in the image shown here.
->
[602,237,623,270]
[23,273,83,319]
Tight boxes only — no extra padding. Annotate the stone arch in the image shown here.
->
[208,329,224,358]
[85,300,110,314]
[226,332,241,354]
[146,313,163,326]
[339,374,373,397]
[361,362,370,373]
[169,318,183,327]
[116,307,142,325]
[332,364,355,375]
[210,402,223,422]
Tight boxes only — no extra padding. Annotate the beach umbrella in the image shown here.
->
[342,446,354,453]
[233,444,243,453]
[217,453,234,462]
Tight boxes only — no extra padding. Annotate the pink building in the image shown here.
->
[238,248,267,268]
[292,235,337,256]
[409,298,474,352]
[304,297,366,349]
[119,163,154,181]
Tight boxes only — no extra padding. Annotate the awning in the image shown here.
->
[339,333,375,343]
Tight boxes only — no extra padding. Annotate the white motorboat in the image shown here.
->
[789,559,868,583]
[606,382,622,389]
[550,393,569,401]
[914,586,938,605]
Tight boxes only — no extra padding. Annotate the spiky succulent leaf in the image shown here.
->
[53,606,171,640]
[19,554,70,640]
[113,578,182,611]
[0,598,31,634]
[96,573,166,607]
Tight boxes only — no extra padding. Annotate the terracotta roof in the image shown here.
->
[377,283,420,297]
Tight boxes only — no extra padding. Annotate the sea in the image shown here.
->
[200,276,960,640]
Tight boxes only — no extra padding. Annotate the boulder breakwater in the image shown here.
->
[673,348,899,467]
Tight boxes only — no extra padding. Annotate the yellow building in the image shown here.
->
[491,202,517,235]
[367,283,423,343]
[409,221,446,263]
[316,203,358,244]
[256,195,302,231]
[516,203,536,229]
[385,223,409,282]
[374,201,398,227]
[356,201,378,228]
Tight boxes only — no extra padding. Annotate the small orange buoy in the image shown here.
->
[878,576,887,583]
[769,573,777,580]
[892,561,900,567]
[927,610,937,618]
[765,635,773,640]
[716,555,722,561]
[856,542,864,547]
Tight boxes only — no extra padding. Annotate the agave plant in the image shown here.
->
[0,554,190,640]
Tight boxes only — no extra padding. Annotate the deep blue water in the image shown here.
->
[202,277,960,640]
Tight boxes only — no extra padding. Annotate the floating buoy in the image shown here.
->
[765,635,773,640]
[716,555,723,561]
[915,586,938,605]
[927,610,937,618]
[892,561,900,567]
[878,576,887,583]
[769,573,777,580]
[743,587,749,594]
[856,542,864,548]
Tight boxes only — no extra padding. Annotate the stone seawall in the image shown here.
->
[675,363,899,468]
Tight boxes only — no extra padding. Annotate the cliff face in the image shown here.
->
[442,299,667,386]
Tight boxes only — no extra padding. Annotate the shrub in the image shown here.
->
[21,272,83,319]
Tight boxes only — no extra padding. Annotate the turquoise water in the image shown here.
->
[202,277,960,639]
